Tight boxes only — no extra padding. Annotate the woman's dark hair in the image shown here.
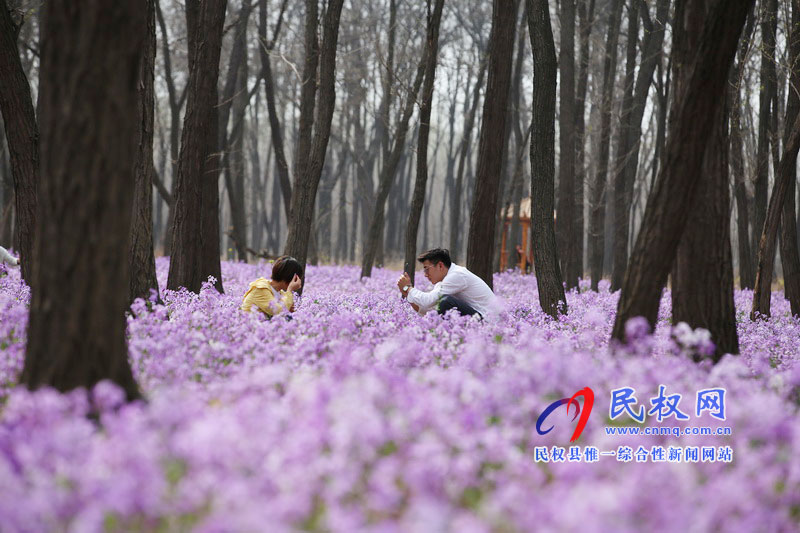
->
[271,255,303,283]
[417,248,452,268]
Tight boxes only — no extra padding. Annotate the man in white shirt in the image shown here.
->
[396,248,497,319]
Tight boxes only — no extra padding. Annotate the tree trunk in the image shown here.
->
[556,0,578,289]
[781,0,800,317]
[752,0,777,271]
[574,0,594,281]
[609,0,639,290]
[610,0,669,291]
[258,0,291,219]
[611,0,752,343]
[360,21,431,278]
[729,8,756,290]
[673,88,739,359]
[752,113,800,318]
[219,0,253,262]
[450,61,487,263]
[589,0,623,291]
[404,0,445,284]
[167,0,227,293]
[527,0,567,317]
[465,0,517,289]
[23,0,144,400]
[129,0,160,306]
[0,0,38,282]
[155,0,187,257]
[283,0,345,275]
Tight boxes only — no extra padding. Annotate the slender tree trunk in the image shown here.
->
[23,0,144,400]
[284,0,345,274]
[404,0,445,284]
[729,8,757,290]
[450,61,487,262]
[753,110,800,317]
[610,0,669,291]
[155,0,187,257]
[361,22,431,278]
[752,0,777,269]
[556,0,578,289]
[528,0,567,317]
[0,0,38,282]
[611,0,752,343]
[781,0,800,316]
[609,0,638,290]
[589,0,623,290]
[167,0,227,293]
[465,0,517,288]
[129,0,160,306]
[574,0,594,281]
[259,0,291,218]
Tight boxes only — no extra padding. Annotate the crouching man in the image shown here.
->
[396,248,498,319]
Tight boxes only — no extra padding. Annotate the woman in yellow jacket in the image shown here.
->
[241,255,303,317]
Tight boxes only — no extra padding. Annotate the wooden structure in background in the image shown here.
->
[500,197,533,272]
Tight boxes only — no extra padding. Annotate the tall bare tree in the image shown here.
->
[466,0,518,289]
[283,0,345,274]
[528,0,566,317]
[23,0,144,400]
[671,0,739,360]
[556,0,578,289]
[611,0,753,344]
[129,0,160,306]
[752,0,778,268]
[780,0,800,316]
[610,0,669,291]
[167,0,227,293]
[0,0,37,282]
[589,0,623,290]
[404,0,445,284]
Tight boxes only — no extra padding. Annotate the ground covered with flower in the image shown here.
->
[0,258,798,532]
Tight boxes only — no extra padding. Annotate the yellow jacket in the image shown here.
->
[240,278,294,317]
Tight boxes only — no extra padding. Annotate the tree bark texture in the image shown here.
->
[589,0,623,290]
[167,0,227,294]
[23,0,144,400]
[129,0,160,306]
[556,0,578,289]
[0,0,38,282]
[404,0,445,285]
[527,0,567,318]
[611,0,753,343]
[283,0,345,273]
[672,92,739,359]
[780,0,800,317]
[466,0,518,289]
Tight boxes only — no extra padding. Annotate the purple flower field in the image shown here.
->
[1,258,799,532]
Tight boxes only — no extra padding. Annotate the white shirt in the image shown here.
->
[407,263,497,318]
[0,246,18,266]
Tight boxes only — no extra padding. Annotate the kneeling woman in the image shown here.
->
[241,255,303,317]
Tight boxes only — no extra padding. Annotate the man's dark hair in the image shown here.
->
[271,255,303,283]
[417,248,452,268]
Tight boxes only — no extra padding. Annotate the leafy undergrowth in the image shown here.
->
[0,259,798,532]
